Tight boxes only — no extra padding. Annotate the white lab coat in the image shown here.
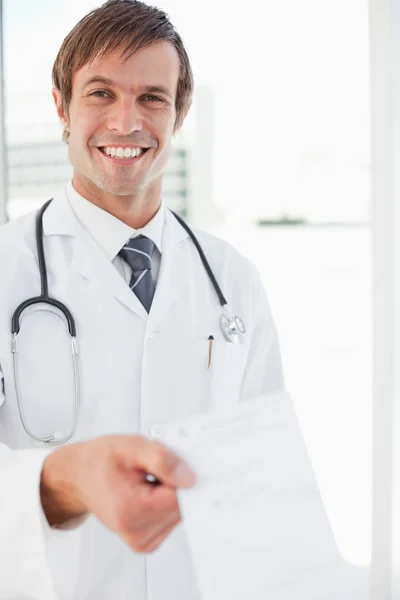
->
[0,188,284,600]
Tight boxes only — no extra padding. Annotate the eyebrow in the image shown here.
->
[82,76,173,99]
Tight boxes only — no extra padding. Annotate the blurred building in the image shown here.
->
[5,135,190,220]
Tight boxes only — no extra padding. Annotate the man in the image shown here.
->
[0,1,284,599]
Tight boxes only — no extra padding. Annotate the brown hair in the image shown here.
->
[52,0,194,143]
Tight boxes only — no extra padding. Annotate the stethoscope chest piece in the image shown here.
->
[220,311,246,344]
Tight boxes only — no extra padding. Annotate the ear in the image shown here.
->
[52,88,70,132]
[174,102,192,134]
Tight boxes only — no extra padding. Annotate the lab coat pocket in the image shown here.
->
[209,342,249,410]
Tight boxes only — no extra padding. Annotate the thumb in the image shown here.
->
[139,440,196,489]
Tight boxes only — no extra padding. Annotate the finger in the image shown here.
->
[121,509,180,553]
[137,514,181,554]
[122,486,179,532]
[141,477,180,509]
[144,516,181,553]
[133,505,180,549]
[135,439,196,489]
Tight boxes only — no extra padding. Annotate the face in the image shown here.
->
[53,40,182,209]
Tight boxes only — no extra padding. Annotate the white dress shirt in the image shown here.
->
[66,181,164,284]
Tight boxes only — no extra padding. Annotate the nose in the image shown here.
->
[106,98,143,136]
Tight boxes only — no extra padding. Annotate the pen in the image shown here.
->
[207,335,214,370]
[145,473,160,486]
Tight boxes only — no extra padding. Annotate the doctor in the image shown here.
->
[0,0,284,599]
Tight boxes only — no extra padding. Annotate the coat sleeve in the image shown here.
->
[239,273,285,401]
[0,364,59,600]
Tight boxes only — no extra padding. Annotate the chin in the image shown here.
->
[95,176,144,197]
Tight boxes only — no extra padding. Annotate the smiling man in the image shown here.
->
[54,35,183,226]
[0,1,284,599]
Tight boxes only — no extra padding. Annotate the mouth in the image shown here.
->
[97,146,150,165]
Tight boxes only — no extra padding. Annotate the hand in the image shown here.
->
[40,435,196,553]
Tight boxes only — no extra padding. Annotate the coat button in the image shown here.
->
[148,328,160,340]
[149,424,164,439]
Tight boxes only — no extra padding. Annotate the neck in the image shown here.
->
[72,174,162,229]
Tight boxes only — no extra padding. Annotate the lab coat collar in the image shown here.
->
[42,187,191,324]
[66,181,165,260]
[42,187,80,236]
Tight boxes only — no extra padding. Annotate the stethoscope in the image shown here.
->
[11,199,246,445]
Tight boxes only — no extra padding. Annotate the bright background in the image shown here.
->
[2,0,372,587]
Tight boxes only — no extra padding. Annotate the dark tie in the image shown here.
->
[119,235,156,312]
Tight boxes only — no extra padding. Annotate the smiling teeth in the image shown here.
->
[104,147,144,158]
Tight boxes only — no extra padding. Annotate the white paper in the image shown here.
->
[162,392,367,600]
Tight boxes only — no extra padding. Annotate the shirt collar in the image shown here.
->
[66,181,165,261]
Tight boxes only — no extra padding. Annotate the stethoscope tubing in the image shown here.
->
[10,199,245,445]
[170,210,228,308]
[11,199,76,337]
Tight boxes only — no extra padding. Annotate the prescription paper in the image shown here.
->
[162,392,365,600]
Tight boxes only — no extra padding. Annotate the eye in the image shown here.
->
[142,95,164,102]
[89,90,112,99]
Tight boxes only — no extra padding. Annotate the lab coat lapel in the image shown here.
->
[42,190,147,319]
[71,234,147,318]
[146,210,190,334]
